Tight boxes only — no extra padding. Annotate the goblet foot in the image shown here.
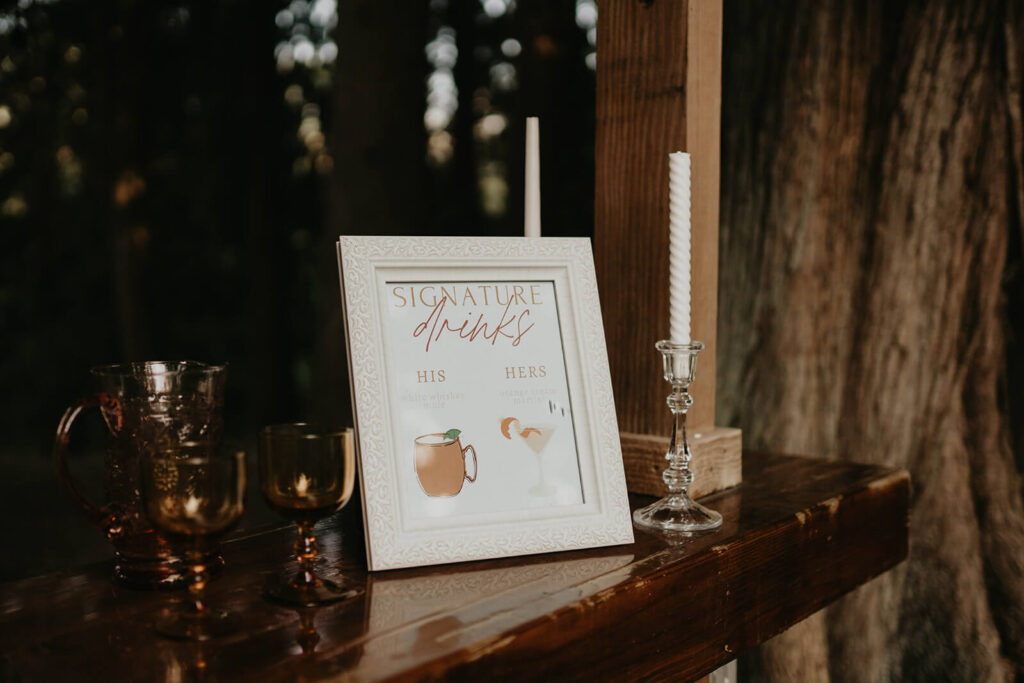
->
[263,576,359,607]
[632,493,722,533]
[155,607,238,641]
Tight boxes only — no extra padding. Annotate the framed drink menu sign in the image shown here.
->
[337,236,633,570]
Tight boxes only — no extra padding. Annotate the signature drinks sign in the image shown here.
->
[338,237,632,570]
[390,280,582,513]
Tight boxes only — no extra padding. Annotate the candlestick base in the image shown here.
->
[632,493,722,533]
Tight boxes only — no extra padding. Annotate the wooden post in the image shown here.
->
[595,0,740,497]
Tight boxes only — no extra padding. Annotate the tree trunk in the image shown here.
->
[719,1,1024,681]
[315,0,429,428]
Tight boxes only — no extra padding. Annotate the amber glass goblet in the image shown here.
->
[141,444,246,640]
[259,424,357,606]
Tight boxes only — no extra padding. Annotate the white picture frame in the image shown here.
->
[337,236,633,571]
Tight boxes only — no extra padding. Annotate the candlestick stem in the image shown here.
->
[664,383,695,498]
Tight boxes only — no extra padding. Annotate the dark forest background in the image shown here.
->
[0,0,595,579]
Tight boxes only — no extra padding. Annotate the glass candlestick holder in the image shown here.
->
[632,340,723,533]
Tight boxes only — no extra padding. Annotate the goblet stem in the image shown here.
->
[187,550,209,616]
[297,607,320,655]
[155,545,236,640]
[664,383,695,503]
[294,521,319,589]
[265,518,356,606]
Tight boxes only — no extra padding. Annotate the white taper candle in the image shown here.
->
[524,117,541,238]
[668,151,691,343]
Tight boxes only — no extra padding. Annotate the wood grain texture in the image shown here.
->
[718,1,1024,680]
[685,0,722,433]
[595,0,720,434]
[0,454,908,683]
[621,426,741,498]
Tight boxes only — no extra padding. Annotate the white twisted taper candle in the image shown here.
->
[668,151,691,343]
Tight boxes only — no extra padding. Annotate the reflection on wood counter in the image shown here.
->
[0,453,909,681]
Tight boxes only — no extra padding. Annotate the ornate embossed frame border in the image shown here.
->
[337,236,633,571]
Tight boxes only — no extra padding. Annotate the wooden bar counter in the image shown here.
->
[0,453,908,681]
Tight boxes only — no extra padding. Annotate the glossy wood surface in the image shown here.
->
[0,454,908,682]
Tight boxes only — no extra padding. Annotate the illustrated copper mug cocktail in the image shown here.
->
[414,433,477,497]
[53,361,227,588]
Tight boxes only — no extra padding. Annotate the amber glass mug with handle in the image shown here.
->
[53,361,227,588]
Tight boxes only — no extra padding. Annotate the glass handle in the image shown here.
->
[52,393,124,540]
[463,444,478,482]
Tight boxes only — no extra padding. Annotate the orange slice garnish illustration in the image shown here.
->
[502,417,545,441]
[500,416,519,440]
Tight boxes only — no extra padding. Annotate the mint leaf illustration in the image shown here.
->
[444,428,462,440]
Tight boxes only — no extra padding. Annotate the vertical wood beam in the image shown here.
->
[595,0,721,434]
[686,0,722,432]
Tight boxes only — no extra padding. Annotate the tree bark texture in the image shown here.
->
[719,1,1024,681]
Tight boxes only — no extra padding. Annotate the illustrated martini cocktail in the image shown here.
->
[501,417,557,497]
